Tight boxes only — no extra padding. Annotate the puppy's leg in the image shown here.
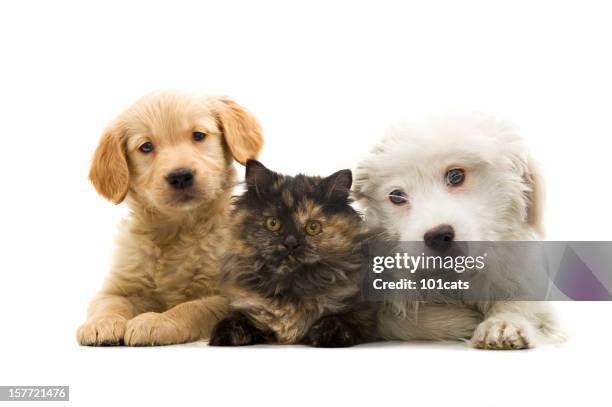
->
[76,293,135,346]
[124,295,228,346]
[470,301,559,350]
[378,303,483,342]
[209,311,270,346]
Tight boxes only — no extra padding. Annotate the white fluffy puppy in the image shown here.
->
[354,114,563,349]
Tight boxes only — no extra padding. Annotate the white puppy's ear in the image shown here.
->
[352,159,374,203]
[524,156,545,238]
[352,158,385,226]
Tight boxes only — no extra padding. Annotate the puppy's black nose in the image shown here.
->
[282,235,299,251]
[166,168,194,190]
[424,224,455,252]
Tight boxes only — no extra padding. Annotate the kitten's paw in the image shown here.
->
[77,314,127,346]
[471,316,536,350]
[124,312,184,346]
[305,315,357,348]
[209,313,264,346]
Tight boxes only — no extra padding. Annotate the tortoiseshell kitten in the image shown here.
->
[209,160,378,347]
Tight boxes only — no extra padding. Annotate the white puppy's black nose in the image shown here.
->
[424,224,455,251]
[166,168,195,190]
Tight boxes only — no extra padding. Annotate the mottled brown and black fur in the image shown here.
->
[209,160,378,347]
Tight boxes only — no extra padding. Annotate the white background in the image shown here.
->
[1,1,611,406]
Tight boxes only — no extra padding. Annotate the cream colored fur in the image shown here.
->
[77,91,263,346]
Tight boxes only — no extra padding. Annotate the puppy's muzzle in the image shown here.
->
[166,168,195,190]
[424,224,455,252]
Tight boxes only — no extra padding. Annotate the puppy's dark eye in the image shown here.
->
[446,168,465,186]
[388,189,408,205]
[192,131,206,142]
[139,142,154,154]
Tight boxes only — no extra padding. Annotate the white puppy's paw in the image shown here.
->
[471,317,536,350]
[124,312,185,346]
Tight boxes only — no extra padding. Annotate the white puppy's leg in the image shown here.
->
[379,303,483,341]
[471,301,557,350]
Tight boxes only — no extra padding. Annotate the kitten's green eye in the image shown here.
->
[265,217,281,232]
[305,220,322,236]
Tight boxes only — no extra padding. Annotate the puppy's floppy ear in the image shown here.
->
[352,157,376,203]
[88,121,130,204]
[214,98,264,165]
[352,167,368,201]
[524,156,545,238]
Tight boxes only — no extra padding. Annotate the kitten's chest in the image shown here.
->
[226,265,361,343]
[232,296,320,344]
[231,290,356,343]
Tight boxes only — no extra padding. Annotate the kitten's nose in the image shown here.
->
[282,235,299,251]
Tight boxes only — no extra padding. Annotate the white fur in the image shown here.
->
[354,114,564,349]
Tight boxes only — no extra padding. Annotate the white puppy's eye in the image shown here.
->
[388,189,408,205]
[139,142,154,154]
[446,168,465,186]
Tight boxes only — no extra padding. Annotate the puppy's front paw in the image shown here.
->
[77,314,127,346]
[471,317,536,350]
[209,313,265,346]
[124,312,184,346]
[304,315,357,348]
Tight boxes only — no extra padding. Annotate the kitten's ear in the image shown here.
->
[323,169,352,201]
[245,159,275,191]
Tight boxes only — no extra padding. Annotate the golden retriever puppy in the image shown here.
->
[77,91,263,346]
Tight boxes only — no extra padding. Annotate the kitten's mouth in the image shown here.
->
[274,252,302,269]
[276,253,320,269]
[281,253,297,262]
